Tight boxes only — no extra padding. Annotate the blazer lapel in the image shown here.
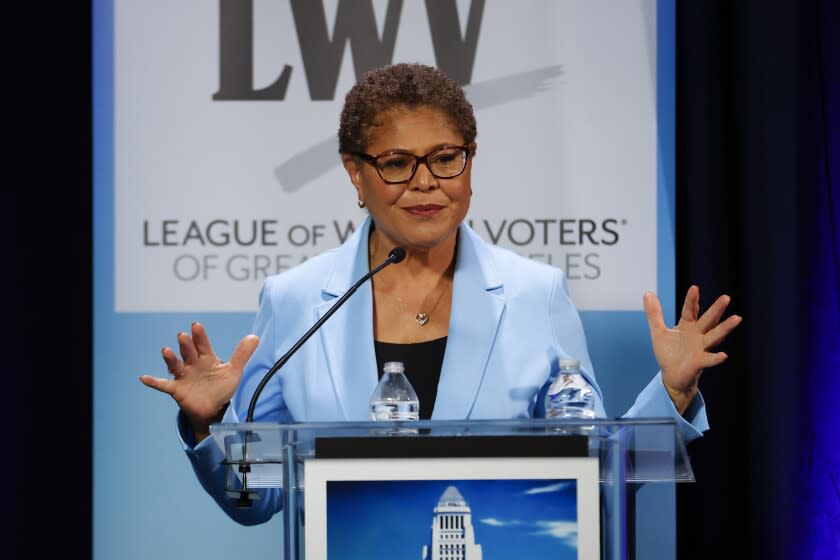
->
[317,218,378,420]
[433,224,506,419]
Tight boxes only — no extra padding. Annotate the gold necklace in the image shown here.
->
[377,270,454,327]
[414,277,452,326]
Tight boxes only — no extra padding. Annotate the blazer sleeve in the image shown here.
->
[625,373,709,443]
[175,278,288,526]
[546,268,609,418]
[546,269,709,443]
[176,406,282,526]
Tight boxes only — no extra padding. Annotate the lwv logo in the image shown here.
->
[212,0,486,101]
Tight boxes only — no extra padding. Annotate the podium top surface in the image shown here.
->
[211,418,694,483]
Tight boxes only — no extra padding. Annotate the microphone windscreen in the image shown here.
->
[390,247,407,263]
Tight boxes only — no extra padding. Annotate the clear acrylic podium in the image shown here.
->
[211,418,693,560]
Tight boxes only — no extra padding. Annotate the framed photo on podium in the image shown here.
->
[304,455,600,560]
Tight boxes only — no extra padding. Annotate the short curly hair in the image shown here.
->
[338,63,477,154]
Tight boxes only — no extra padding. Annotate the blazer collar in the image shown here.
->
[317,217,376,420]
[432,223,505,419]
[317,218,506,420]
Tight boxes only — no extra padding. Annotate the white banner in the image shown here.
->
[114,0,658,312]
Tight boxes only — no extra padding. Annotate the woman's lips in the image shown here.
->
[403,204,444,217]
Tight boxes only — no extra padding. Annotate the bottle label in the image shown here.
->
[550,373,588,392]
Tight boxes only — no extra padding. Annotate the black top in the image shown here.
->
[374,337,447,420]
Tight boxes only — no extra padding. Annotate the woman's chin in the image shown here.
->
[402,231,461,254]
[370,212,463,254]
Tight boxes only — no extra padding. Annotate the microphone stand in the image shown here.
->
[233,247,406,507]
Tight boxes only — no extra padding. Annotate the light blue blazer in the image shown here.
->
[180,217,707,525]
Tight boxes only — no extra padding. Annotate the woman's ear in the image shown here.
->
[342,154,365,201]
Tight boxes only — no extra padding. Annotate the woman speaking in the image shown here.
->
[140,63,741,525]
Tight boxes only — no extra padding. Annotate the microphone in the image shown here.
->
[245,247,406,422]
[233,247,405,507]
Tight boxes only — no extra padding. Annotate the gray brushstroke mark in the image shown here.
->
[274,65,564,192]
[463,64,563,109]
[273,137,341,192]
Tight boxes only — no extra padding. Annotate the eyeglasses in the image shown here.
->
[349,145,471,184]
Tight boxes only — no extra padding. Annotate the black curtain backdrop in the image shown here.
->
[1,2,836,558]
[676,2,837,559]
[2,3,93,558]
[675,2,799,559]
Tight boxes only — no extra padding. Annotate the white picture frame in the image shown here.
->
[304,456,600,560]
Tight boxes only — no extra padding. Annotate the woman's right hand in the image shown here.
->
[140,322,260,443]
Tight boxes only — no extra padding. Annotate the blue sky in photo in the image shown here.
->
[326,479,579,560]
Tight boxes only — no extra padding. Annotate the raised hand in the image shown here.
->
[139,322,259,443]
[643,285,742,415]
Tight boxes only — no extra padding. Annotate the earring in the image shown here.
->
[357,200,366,208]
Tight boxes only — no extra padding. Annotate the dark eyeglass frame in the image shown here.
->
[349,144,472,184]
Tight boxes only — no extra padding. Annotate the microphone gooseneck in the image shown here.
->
[244,247,406,422]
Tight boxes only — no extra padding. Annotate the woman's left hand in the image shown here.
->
[643,285,742,415]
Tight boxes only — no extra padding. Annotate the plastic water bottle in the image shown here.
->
[369,361,420,421]
[544,359,596,419]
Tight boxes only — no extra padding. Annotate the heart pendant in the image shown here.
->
[415,313,429,326]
